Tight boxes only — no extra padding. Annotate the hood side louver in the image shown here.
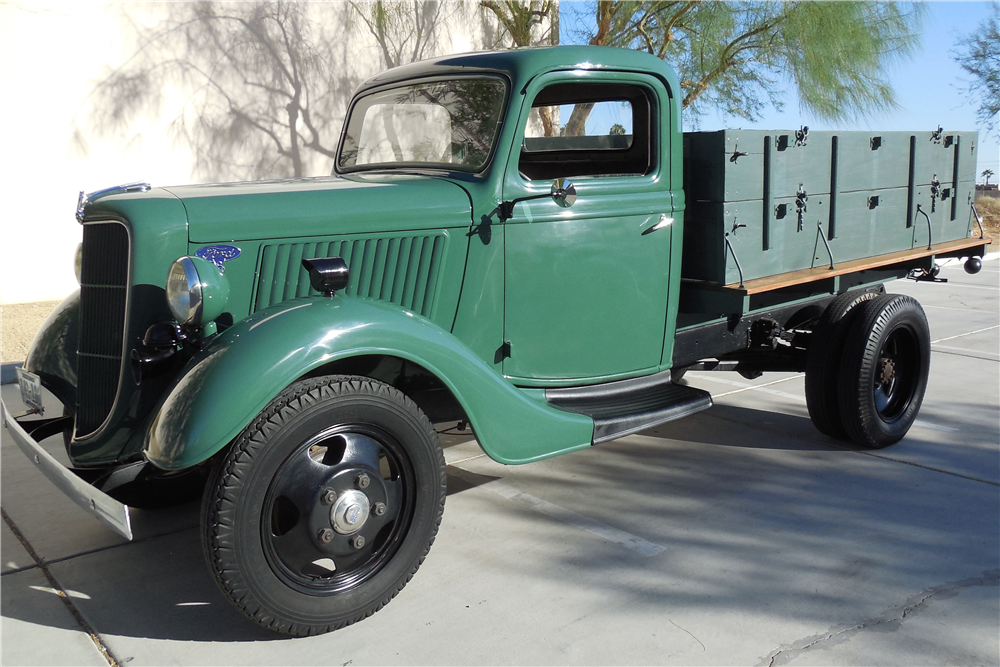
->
[254,233,448,318]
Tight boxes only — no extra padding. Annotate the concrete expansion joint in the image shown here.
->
[1,507,122,667]
[758,569,1000,667]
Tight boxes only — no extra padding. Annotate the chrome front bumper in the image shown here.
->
[1,399,132,540]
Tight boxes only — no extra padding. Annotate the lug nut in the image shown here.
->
[321,489,337,505]
[318,528,334,543]
[351,535,366,549]
[356,473,370,489]
[373,502,387,516]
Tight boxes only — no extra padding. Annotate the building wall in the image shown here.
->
[0,1,544,304]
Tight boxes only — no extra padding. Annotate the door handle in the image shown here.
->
[641,214,673,235]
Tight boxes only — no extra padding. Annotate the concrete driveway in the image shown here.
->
[3,258,998,666]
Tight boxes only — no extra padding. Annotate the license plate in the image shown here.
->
[17,368,43,414]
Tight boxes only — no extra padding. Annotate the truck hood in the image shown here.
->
[161,174,473,243]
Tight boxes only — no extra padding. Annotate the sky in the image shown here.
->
[564,1,998,181]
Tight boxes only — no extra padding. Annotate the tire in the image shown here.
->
[837,295,930,449]
[805,289,882,438]
[201,375,446,636]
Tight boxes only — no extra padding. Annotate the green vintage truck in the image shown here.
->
[3,46,991,635]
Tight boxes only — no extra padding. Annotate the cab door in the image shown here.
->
[502,72,677,383]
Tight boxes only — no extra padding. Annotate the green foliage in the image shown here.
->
[954,2,1000,135]
[480,0,555,48]
[571,1,922,124]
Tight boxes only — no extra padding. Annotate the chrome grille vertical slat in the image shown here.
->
[76,222,130,438]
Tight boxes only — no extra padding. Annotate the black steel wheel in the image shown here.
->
[837,294,930,448]
[201,376,446,636]
[804,289,882,439]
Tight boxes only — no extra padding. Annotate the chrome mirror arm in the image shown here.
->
[498,180,577,222]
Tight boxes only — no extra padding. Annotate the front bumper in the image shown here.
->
[1,399,132,540]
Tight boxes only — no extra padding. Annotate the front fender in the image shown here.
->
[23,290,80,412]
[146,296,593,470]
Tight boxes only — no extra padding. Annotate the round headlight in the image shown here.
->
[165,256,230,327]
[166,257,202,324]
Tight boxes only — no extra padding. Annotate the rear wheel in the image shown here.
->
[805,289,882,438]
[201,375,446,636]
[837,295,930,448]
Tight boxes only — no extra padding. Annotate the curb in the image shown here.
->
[1,362,23,385]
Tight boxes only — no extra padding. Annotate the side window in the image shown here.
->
[519,83,653,181]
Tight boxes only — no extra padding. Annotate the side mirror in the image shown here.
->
[551,180,577,208]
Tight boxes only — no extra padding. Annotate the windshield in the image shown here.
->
[338,77,507,173]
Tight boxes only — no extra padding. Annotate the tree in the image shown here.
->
[479,1,558,135]
[984,169,995,186]
[480,0,556,49]
[565,1,922,127]
[954,2,1000,136]
[350,1,452,69]
[75,2,361,182]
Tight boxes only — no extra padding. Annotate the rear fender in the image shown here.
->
[145,296,593,469]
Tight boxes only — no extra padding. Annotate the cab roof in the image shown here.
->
[357,46,680,97]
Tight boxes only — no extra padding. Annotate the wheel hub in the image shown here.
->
[879,357,896,384]
[330,489,371,534]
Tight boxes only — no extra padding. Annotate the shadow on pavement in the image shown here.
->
[2,503,281,643]
[2,403,996,645]
[643,403,833,450]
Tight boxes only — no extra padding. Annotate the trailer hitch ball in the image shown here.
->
[964,257,982,275]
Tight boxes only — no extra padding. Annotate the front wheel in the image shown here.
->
[201,376,446,636]
[837,295,930,449]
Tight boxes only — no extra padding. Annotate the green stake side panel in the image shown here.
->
[682,129,979,285]
[144,296,594,470]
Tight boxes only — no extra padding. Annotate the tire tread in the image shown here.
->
[200,375,446,636]
[836,294,930,448]
[805,289,881,439]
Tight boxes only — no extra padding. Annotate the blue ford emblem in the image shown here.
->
[346,504,362,525]
[196,244,241,270]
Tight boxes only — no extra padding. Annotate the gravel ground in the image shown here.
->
[1,301,61,364]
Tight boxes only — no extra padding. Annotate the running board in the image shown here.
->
[545,370,712,444]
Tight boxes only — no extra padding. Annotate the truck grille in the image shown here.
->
[254,234,447,317]
[76,222,130,437]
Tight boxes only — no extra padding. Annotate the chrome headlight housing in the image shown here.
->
[166,256,230,326]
